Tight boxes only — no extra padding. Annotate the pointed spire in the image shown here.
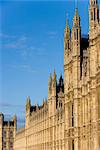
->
[66,19,68,27]
[45,97,47,104]
[65,19,70,41]
[13,114,17,127]
[75,8,79,17]
[65,12,69,28]
[48,73,52,95]
[26,96,31,112]
[73,8,80,27]
[66,19,70,31]
[26,96,31,105]
[75,0,78,9]
[53,69,56,81]
[42,98,45,106]
[13,114,17,121]
[48,73,52,85]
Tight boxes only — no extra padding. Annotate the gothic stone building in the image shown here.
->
[0,113,17,150]
[14,0,100,149]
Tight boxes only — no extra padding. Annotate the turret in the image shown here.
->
[13,114,17,128]
[0,113,4,125]
[64,20,71,65]
[48,73,52,98]
[71,8,81,87]
[72,8,81,57]
[52,70,57,96]
[25,96,31,127]
[26,96,31,111]
[48,70,57,117]
[89,0,99,38]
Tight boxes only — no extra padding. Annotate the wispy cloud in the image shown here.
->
[3,35,29,49]
[6,64,37,74]
[47,31,57,38]
[0,102,24,108]
[1,32,47,59]
[0,32,16,39]
[0,102,25,116]
[2,34,33,60]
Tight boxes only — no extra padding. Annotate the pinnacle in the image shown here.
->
[53,69,56,81]
[49,73,52,83]
[75,7,79,18]
[66,19,70,29]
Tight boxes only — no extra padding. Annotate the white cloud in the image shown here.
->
[47,31,57,36]
[1,33,47,60]
[47,31,58,38]
[6,64,37,74]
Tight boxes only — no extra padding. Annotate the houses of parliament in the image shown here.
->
[0,0,100,149]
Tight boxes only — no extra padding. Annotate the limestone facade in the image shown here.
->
[14,127,25,150]
[14,0,100,149]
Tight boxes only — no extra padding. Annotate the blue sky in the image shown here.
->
[0,0,98,126]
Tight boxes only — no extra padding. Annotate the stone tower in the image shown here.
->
[89,0,99,39]
[48,71,57,118]
[0,113,17,150]
[64,8,81,150]
[64,0,100,150]
[25,96,31,128]
[48,71,57,149]
[89,0,100,150]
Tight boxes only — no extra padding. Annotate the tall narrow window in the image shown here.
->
[72,104,74,127]
[74,32,76,40]
[94,8,96,21]
[68,41,70,49]
[76,29,78,40]
[91,11,93,20]
[72,140,74,150]
[97,9,99,21]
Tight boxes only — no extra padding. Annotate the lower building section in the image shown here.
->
[14,127,26,150]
